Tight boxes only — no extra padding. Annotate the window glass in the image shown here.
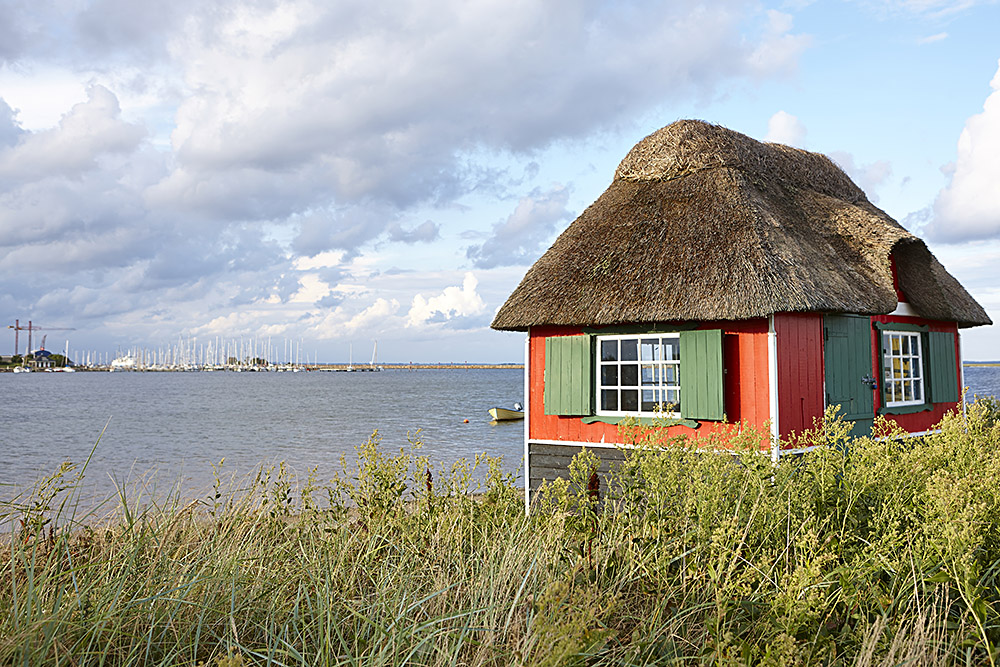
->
[641,389,656,412]
[601,389,618,412]
[596,333,681,416]
[882,331,924,408]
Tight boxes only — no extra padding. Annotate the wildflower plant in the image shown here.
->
[4,401,1000,665]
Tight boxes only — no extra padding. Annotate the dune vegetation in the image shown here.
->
[3,399,1000,666]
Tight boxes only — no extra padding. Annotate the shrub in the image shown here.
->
[3,401,1000,665]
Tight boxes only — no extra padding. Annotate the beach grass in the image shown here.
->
[3,398,1000,665]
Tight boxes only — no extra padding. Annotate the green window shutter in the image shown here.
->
[679,329,724,421]
[543,335,592,416]
[928,331,959,403]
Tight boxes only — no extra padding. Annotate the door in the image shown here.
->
[824,315,875,438]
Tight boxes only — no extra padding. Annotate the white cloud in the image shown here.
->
[765,110,807,146]
[0,85,145,181]
[344,298,400,333]
[193,309,287,338]
[467,185,574,268]
[746,10,812,79]
[829,151,893,202]
[387,220,440,244]
[0,98,21,147]
[288,274,333,303]
[294,250,347,271]
[0,67,90,130]
[875,0,981,18]
[289,204,405,257]
[925,59,1000,242]
[407,273,485,328]
[0,0,815,360]
[309,297,402,339]
[160,0,811,218]
[917,32,949,44]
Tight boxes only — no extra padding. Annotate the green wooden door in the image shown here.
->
[824,315,875,438]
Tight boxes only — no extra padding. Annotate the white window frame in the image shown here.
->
[595,333,681,418]
[881,330,925,408]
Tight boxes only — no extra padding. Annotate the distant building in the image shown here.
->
[30,349,53,368]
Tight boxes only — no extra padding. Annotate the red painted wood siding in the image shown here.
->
[774,313,825,442]
[529,320,771,448]
[870,314,961,433]
[528,312,964,450]
[721,319,770,428]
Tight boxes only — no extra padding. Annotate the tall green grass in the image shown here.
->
[3,400,1000,666]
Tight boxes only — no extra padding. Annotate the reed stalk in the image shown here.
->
[3,399,1000,665]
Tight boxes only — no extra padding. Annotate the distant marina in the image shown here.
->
[1,356,524,372]
[78,336,377,373]
[0,362,524,373]
[2,330,524,373]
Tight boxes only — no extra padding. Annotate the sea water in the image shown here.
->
[1,368,524,509]
[964,365,1000,401]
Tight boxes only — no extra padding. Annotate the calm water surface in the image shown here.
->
[1,369,524,507]
[3,365,999,510]
[964,365,1000,401]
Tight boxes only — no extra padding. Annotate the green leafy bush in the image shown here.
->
[3,403,1000,665]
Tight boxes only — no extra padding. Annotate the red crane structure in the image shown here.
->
[7,320,76,357]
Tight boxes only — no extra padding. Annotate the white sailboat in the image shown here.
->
[50,340,76,371]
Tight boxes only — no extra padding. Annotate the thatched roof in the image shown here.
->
[492,120,991,331]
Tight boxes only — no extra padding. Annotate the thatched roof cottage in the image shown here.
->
[492,120,991,497]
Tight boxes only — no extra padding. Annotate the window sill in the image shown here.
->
[583,415,701,429]
[878,403,932,416]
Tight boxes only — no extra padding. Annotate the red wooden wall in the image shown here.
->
[774,313,825,443]
[528,320,771,447]
[528,312,963,450]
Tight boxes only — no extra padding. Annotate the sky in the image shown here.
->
[2,0,1000,363]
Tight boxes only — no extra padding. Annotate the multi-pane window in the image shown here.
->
[597,334,680,416]
[881,331,924,407]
